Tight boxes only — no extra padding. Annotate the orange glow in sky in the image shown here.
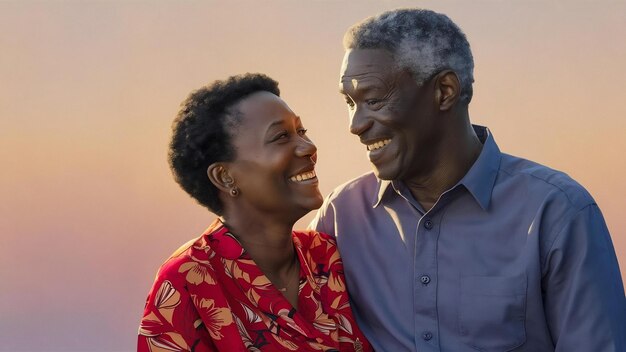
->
[1,1,625,350]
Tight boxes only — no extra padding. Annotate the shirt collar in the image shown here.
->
[202,219,247,260]
[373,125,501,210]
[458,125,501,210]
[373,179,393,207]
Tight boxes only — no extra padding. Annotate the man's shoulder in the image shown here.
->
[325,171,378,202]
[499,153,595,210]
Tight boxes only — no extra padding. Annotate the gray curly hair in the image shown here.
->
[344,8,474,104]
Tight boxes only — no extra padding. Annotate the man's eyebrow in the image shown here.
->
[339,82,382,95]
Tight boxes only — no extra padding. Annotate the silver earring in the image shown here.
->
[230,187,239,196]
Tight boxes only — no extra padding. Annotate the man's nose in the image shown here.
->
[349,106,373,136]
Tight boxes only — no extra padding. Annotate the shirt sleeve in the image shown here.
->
[542,204,626,351]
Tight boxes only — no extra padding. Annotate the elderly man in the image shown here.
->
[311,8,625,352]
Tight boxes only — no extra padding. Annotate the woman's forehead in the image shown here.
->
[230,92,299,135]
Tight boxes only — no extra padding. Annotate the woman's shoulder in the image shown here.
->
[292,229,341,267]
[158,219,225,270]
[292,229,337,248]
[154,233,216,282]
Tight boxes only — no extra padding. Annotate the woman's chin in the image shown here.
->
[290,195,324,221]
[307,193,324,210]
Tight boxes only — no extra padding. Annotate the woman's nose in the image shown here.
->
[295,136,317,158]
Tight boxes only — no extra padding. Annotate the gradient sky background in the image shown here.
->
[1,1,625,351]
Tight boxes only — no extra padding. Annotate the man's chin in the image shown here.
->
[372,164,398,180]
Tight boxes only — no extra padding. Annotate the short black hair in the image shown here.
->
[168,73,280,215]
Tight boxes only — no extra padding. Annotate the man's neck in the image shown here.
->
[405,121,483,212]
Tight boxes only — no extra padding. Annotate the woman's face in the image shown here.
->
[224,91,323,221]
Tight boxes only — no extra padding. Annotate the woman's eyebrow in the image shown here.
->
[266,119,286,129]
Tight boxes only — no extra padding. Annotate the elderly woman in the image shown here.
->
[138,74,371,352]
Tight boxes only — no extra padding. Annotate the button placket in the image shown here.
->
[414,212,439,351]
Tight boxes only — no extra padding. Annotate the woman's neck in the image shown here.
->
[220,212,296,276]
[221,212,300,307]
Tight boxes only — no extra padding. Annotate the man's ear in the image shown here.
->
[207,163,235,193]
[434,70,460,111]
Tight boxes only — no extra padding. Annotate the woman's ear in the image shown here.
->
[434,70,460,111]
[207,163,235,193]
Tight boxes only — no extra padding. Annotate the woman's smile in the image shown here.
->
[289,168,317,183]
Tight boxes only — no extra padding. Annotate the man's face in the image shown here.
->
[339,49,440,181]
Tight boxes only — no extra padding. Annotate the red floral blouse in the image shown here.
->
[138,220,372,352]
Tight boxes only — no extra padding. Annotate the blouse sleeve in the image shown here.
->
[138,272,217,352]
[319,232,374,352]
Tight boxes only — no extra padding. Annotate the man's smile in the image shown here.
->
[366,138,392,151]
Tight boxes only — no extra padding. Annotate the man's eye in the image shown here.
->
[366,99,381,106]
[297,128,308,136]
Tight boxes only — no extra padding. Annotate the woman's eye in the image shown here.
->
[297,128,308,136]
[272,132,288,142]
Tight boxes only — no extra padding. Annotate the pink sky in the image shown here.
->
[1,1,625,350]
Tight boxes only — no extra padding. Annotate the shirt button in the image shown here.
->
[420,275,431,285]
[422,331,433,341]
[424,219,433,230]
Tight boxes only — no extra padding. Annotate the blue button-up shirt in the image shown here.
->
[310,126,625,352]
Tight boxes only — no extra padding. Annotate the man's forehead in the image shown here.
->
[350,78,359,90]
[340,59,396,94]
[340,49,395,88]
[339,75,386,93]
[338,78,362,92]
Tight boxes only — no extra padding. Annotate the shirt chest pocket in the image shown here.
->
[458,274,527,352]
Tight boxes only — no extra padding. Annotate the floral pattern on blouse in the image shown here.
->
[138,219,371,352]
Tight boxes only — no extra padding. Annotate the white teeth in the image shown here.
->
[366,139,392,151]
[290,170,316,182]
